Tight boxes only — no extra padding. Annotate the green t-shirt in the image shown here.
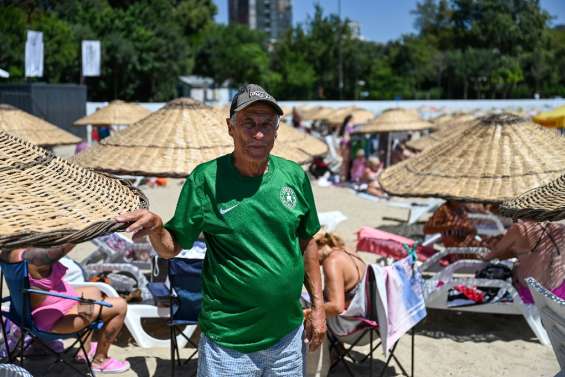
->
[164,153,320,353]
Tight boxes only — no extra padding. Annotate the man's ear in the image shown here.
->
[227,120,234,138]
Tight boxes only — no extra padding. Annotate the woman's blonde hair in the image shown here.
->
[314,231,346,261]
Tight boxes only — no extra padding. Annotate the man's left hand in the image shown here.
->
[304,306,326,352]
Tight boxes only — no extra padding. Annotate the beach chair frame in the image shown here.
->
[327,325,415,377]
[526,277,565,376]
[326,265,416,377]
[421,247,550,345]
[167,258,203,377]
[0,260,112,377]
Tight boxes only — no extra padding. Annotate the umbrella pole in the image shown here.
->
[386,132,392,167]
[87,124,92,145]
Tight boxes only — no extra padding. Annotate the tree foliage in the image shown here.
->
[0,0,563,100]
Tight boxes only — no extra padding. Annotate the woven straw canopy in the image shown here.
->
[277,122,328,157]
[0,132,148,250]
[378,113,565,203]
[499,174,565,221]
[300,106,337,121]
[532,105,565,129]
[0,104,80,146]
[353,108,433,134]
[326,107,375,125]
[432,113,475,130]
[73,98,326,177]
[74,100,151,127]
[406,115,476,152]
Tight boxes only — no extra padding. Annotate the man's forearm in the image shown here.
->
[149,227,181,259]
[303,241,324,309]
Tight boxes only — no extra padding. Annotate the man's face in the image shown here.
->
[227,102,278,161]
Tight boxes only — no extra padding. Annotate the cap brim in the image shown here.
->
[234,99,284,116]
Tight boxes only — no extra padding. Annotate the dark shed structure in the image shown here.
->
[0,83,87,138]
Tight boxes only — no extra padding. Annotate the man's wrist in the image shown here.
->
[310,299,325,311]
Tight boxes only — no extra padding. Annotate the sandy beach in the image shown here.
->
[18,177,560,377]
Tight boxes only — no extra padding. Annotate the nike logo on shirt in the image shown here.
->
[219,203,239,215]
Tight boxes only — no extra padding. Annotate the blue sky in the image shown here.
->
[213,0,565,43]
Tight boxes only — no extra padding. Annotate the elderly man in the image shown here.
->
[117,84,326,376]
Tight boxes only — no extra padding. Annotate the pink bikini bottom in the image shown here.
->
[517,280,565,304]
[32,295,79,332]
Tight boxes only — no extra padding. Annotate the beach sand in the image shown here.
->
[19,177,560,376]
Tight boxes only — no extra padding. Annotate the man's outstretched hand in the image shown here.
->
[116,209,164,242]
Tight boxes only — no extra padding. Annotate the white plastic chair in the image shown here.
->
[421,247,550,345]
[70,281,196,348]
[526,277,565,376]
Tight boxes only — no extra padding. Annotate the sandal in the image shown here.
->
[91,357,130,374]
[74,342,97,363]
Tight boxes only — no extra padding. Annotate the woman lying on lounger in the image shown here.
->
[483,221,565,304]
[307,232,366,317]
[1,245,130,374]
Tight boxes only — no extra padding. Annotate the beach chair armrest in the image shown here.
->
[421,247,490,271]
[23,288,112,308]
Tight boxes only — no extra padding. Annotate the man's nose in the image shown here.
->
[253,130,265,139]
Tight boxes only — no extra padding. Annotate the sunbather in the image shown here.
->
[350,149,367,183]
[309,232,366,317]
[362,156,385,197]
[482,221,565,304]
[1,245,130,374]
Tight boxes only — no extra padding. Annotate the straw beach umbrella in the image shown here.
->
[326,107,374,125]
[74,100,151,127]
[0,104,80,147]
[300,106,337,122]
[353,108,433,166]
[406,114,476,152]
[353,108,432,134]
[277,121,328,157]
[73,98,326,177]
[431,113,475,131]
[378,113,565,203]
[0,131,147,250]
[499,174,565,221]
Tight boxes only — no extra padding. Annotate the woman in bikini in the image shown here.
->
[305,232,366,377]
[482,221,565,303]
[2,245,130,374]
[313,232,366,317]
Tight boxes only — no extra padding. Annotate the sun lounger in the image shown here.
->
[77,233,203,348]
[356,194,443,224]
[318,211,347,232]
[83,233,154,271]
[421,247,550,345]
[526,277,565,376]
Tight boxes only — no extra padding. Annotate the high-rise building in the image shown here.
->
[228,0,292,41]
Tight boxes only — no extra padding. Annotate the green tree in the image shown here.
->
[0,5,77,82]
[194,24,274,88]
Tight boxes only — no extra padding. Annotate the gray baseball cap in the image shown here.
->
[229,84,283,118]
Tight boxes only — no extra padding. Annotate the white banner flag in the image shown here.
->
[82,40,101,77]
[25,30,43,77]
